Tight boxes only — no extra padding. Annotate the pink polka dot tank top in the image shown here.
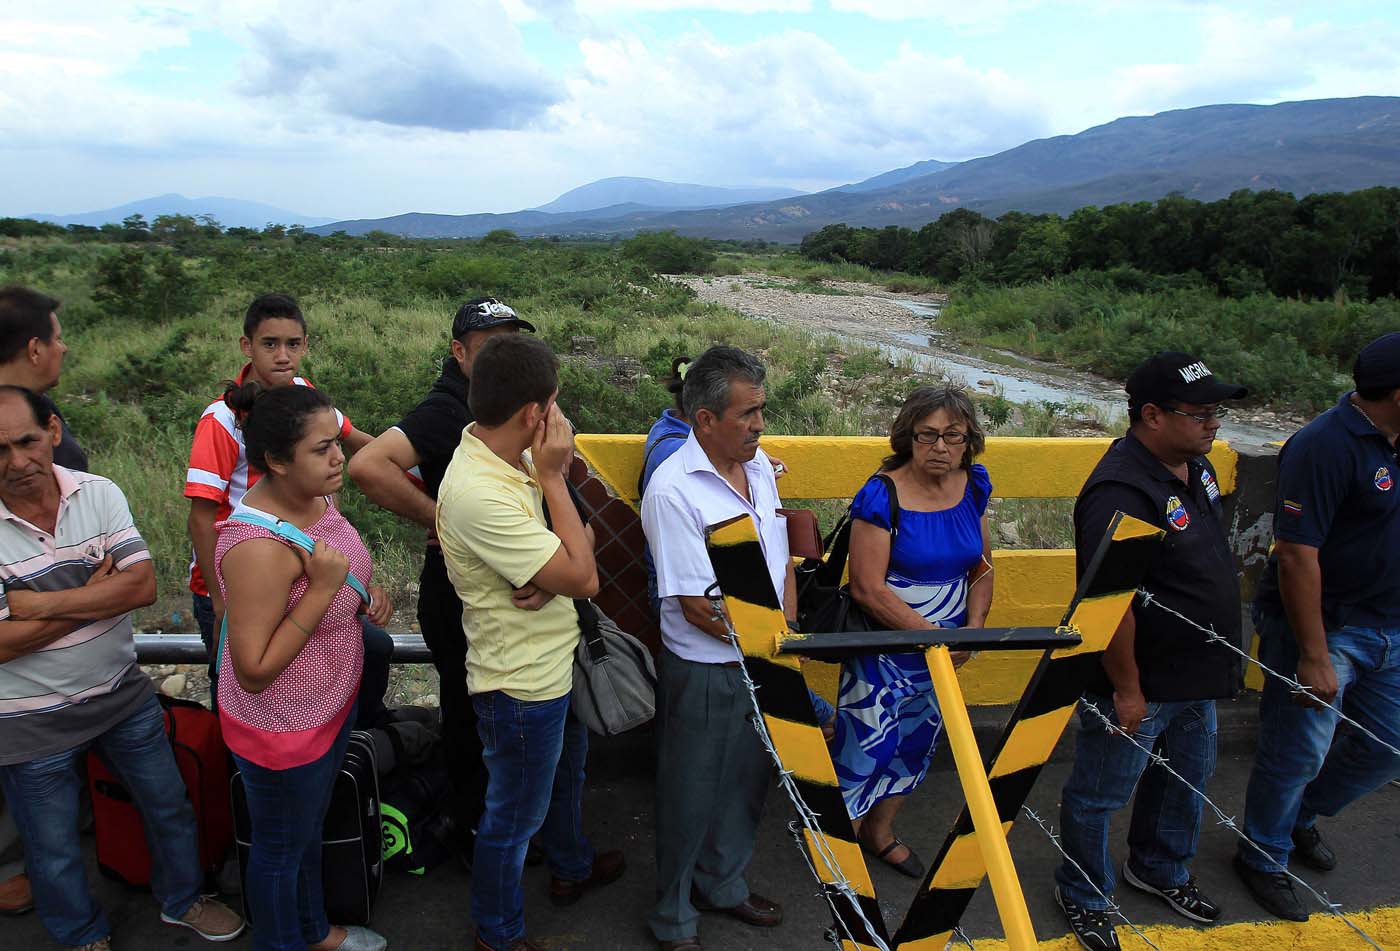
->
[214,500,370,769]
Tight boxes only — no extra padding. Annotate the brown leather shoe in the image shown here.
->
[549,849,626,906]
[474,934,544,951]
[659,938,702,950]
[0,872,33,916]
[693,891,783,927]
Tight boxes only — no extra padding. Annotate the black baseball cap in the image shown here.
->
[1353,332,1400,392]
[451,297,536,338]
[1126,351,1248,408]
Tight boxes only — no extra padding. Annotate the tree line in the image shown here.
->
[798,188,1400,300]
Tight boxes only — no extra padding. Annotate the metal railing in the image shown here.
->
[133,632,433,664]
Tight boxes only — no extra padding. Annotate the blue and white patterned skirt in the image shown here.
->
[830,650,944,820]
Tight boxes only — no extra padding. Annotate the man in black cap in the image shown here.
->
[1236,332,1400,921]
[348,297,536,864]
[1053,351,1246,951]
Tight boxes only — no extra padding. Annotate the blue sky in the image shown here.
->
[3,1,1398,221]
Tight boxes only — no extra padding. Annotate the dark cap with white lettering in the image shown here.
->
[1125,351,1248,409]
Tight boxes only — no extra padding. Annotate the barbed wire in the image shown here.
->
[952,925,978,948]
[711,597,892,951]
[1077,698,1385,951]
[1135,589,1400,760]
[1018,806,1163,951]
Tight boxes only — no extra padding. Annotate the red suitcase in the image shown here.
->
[88,695,234,887]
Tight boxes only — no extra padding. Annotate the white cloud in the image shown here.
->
[233,1,563,133]
[828,0,1039,28]
[550,29,1047,185]
[1101,10,1399,116]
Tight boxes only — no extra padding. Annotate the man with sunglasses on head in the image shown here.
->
[1053,352,1246,951]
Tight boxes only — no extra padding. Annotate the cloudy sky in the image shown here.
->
[3,0,1398,220]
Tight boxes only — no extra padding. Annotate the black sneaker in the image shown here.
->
[1291,825,1337,872]
[1233,854,1308,922]
[1121,863,1221,923]
[1055,886,1121,951]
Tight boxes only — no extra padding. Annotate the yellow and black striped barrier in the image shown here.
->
[704,511,1164,950]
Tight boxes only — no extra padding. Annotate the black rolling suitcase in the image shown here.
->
[231,729,383,925]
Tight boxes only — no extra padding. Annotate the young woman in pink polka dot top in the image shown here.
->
[216,383,392,951]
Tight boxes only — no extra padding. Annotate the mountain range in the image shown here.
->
[533,177,801,213]
[313,96,1400,242]
[30,194,337,230]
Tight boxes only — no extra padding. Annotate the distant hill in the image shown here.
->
[31,194,337,229]
[533,177,803,214]
[316,97,1400,241]
[834,159,960,193]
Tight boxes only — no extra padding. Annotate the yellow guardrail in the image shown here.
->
[575,434,1242,706]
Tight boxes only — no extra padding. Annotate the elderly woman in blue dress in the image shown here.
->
[832,385,994,878]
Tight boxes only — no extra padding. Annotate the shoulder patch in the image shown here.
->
[1282,499,1303,516]
[1165,495,1191,532]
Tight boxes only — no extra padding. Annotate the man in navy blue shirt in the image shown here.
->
[1237,332,1400,921]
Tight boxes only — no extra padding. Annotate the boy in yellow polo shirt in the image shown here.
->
[436,334,624,951]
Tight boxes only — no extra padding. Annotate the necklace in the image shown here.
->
[1352,397,1382,432]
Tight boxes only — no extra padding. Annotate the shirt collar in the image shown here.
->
[1336,391,1388,440]
[679,431,766,478]
[433,356,469,407]
[1121,430,1197,484]
[459,423,535,485]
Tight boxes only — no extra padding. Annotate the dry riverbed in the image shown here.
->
[670,272,1306,448]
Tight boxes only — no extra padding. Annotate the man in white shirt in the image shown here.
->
[641,346,794,951]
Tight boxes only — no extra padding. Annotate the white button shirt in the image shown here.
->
[641,432,790,665]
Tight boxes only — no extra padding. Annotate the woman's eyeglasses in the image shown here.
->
[914,430,968,446]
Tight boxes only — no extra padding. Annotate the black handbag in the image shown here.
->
[795,473,900,634]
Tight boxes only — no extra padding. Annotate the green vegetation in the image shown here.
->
[799,188,1400,300]
[0,226,955,628]
[939,274,1396,408]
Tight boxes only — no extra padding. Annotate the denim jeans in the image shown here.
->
[1054,693,1217,909]
[1240,614,1400,872]
[193,592,219,708]
[472,691,593,950]
[0,693,202,947]
[234,710,356,951]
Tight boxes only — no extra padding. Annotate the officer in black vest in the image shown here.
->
[1053,352,1246,951]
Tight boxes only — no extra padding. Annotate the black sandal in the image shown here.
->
[862,835,925,879]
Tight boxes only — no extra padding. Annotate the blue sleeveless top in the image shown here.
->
[850,464,991,627]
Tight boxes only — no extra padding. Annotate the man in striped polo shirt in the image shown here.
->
[0,385,242,950]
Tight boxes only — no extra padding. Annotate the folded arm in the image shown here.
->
[5,559,156,623]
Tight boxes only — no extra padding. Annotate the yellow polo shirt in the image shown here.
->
[436,424,580,702]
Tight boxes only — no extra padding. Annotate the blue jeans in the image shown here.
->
[1055,693,1217,909]
[1240,614,1400,872]
[234,710,356,951]
[193,592,219,708]
[472,691,593,950]
[0,693,202,947]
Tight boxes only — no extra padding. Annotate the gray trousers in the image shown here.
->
[0,791,23,881]
[648,649,772,942]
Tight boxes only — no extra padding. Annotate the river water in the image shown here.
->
[885,300,1294,450]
